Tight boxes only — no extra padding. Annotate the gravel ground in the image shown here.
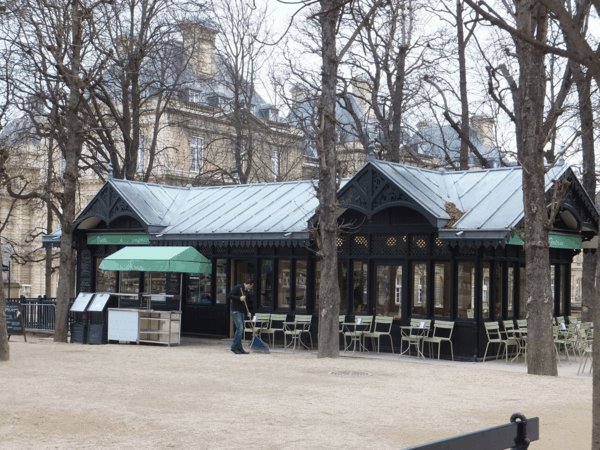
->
[0,335,592,449]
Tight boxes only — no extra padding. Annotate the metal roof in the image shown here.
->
[370,159,571,231]
[44,159,596,249]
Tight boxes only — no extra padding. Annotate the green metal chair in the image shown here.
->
[363,316,394,353]
[483,322,519,363]
[400,319,431,358]
[423,320,454,360]
[264,314,287,347]
[284,315,313,351]
[244,313,271,344]
[343,316,373,354]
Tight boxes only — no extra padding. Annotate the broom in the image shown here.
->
[241,287,270,353]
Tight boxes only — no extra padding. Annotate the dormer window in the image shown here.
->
[189,90,202,103]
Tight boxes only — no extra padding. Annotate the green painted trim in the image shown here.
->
[509,232,581,250]
[88,233,150,245]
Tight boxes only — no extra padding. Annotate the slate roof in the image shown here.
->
[408,125,501,166]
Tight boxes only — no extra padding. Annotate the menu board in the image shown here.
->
[80,249,92,292]
[6,303,26,341]
[166,273,180,296]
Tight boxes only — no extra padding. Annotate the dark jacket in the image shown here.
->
[228,284,252,314]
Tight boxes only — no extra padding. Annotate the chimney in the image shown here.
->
[350,75,372,117]
[180,21,217,77]
[471,116,494,147]
[291,84,309,104]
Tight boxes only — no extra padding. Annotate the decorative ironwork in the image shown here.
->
[293,246,308,256]
[410,234,429,256]
[484,246,495,257]
[275,245,292,255]
[109,198,134,218]
[372,234,407,255]
[507,245,520,258]
[372,183,410,210]
[337,236,349,254]
[213,244,228,255]
[457,245,478,256]
[433,237,451,256]
[351,235,369,255]
[231,245,255,255]
[356,171,370,195]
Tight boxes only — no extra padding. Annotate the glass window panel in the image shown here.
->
[278,260,291,309]
[507,266,514,317]
[295,260,307,310]
[352,261,368,313]
[187,271,211,305]
[519,266,527,319]
[494,264,503,319]
[148,272,166,294]
[338,260,348,314]
[458,262,475,319]
[119,271,140,293]
[434,262,450,318]
[215,259,227,304]
[411,262,427,316]
[482,262,490,319]
[314,261,321,312]
[261,260,274,309]
[376,265,402,318]
[95,258,117,293]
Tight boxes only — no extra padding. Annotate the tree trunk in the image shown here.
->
[0,246,9,361]
[54,0,84,343]
[316,0,342,358]
[516,1,556,376]
[456,0,470,170]
[574,66,595,323]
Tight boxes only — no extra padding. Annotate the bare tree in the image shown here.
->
[3,0,112,342]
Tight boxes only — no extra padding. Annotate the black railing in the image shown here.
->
[405,413,539,450]
[6,296,74,332]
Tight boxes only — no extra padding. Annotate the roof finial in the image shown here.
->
[368,140,376,162]
[108,163,113,179]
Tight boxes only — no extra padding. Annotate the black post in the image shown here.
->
[510,413,531,449]
[7,259,10,300]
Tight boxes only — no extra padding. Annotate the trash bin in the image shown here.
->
[86,294,115,345]
[69,293,94,344]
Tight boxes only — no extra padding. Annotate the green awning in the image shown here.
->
[99,246,211,273]
[509,232,581,250]
[88,233,150,245]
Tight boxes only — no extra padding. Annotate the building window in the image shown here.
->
[411,262,427,316]
[375,264,402,318]
[271,151,280,181]
[352,261,367,313]
[189,90,202,103]
[261,260,274,309]
[458,261,475,319]
[277,259,291,309]
[482,262,490,319]
[295,260,307,310]
[190,136,204,173]
[434,262,450,318]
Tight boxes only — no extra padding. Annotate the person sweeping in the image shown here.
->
[227,278,254,354]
